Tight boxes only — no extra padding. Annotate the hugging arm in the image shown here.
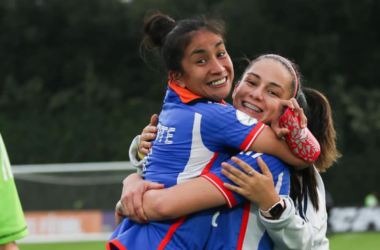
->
[119,172,225,222]
[259,197,316,250]
[249,99,319,169]
[126,137,320,249]
[249,126,310,168]
[140,177,226,221]
[222,157,319,250]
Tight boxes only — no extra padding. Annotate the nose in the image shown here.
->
[209,58,225,74]
[250,87,264,101]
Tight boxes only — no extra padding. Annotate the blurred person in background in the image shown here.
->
[364,191,379,208]
[325,190,334,235]
[0,134,28,250]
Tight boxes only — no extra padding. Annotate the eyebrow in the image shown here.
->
[190,40,224,56]
[246,72,285,92]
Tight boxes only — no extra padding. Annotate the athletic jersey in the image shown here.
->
[202,151,290,250]
[142,81,265,188]
[107,81,266,250]
[0,133,28,244]
[107,152,289,250]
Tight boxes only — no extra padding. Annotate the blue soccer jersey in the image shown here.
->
[202,152,291,250]
[107,152,289,250]
[107,82,266,250]
[142,82,265,187]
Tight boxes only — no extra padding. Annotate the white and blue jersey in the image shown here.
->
[202,152,291,250]
[107,82,265,250]
[142,81,265,187]
[107,151,289,250]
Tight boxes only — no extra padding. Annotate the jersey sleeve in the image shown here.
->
[202,105,266,151]
[201,151,290,208]
[259,196,315,250]
[128,135,145,174]
[258,167,329,250]
[0,134,29,244]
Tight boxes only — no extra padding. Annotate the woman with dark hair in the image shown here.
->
[107,12,322,250]
[122,54,340,250]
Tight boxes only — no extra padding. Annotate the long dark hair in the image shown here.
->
[248,54,341,210]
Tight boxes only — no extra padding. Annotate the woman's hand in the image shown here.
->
[271,98,307,138]
[119,173,164,223]
[138,114,159,155]
[221,156,280,211]
[115,200,126,226]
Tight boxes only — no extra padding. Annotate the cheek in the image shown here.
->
[266,100,280,119]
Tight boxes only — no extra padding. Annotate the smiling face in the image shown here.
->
[174,29,234,102]
[232,58,293,125]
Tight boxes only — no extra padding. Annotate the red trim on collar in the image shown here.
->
[168,81,227,105]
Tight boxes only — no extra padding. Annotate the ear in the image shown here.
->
[232,81,241,99]
[170,71,186,88]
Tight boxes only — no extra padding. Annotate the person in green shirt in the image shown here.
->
[365,192,379,208]
[0,134,28,250]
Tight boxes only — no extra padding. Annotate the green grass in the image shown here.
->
[328,232,380,250]
[19,241,107,250]
[18,232,380,250]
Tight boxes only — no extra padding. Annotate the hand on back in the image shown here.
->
[138,114,158,155]
[221,156,280,211]
[119,173,164,224]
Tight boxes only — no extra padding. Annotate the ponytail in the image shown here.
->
[303,88,341,172]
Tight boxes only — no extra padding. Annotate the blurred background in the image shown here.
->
[1,0,380,247]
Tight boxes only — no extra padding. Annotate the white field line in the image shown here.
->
[17,233,112,244]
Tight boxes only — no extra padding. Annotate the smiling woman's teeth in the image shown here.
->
[243,102,262,112]
[210,77,226,86]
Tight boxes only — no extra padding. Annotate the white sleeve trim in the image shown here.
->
[128,135,145,173]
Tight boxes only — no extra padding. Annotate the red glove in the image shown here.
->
[279,108,320,163]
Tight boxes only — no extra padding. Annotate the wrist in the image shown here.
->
[137,150,146,160]
[259,194,281,211]
[260,198,286,220]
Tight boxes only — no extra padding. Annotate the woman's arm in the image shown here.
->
[141,177,225,221]
[249,99,318,169]
[250,126,311,168]
[259,197,316,250]
[119,174,226,222]
[222,157,324,250]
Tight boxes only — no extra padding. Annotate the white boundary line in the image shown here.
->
[17,233,112,244]
[12,161,135,174]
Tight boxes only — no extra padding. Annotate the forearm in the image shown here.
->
[0,242,19,250]
[251,127,310,168]
[259,197,314,250]
[142,177,226,221]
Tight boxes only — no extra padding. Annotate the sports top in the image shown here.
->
[0,134,28,245]
[202,151,290,250]
[107,81,266,250]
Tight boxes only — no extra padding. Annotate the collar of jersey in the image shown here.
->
[168,80,226,105]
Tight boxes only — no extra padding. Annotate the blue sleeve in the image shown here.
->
[205,151,290,206]
[200,105,266,151]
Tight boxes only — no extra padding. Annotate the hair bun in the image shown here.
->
[143,13,176,49]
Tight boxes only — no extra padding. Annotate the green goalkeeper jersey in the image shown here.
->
[0,134,28,244]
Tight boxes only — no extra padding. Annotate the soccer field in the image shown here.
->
[18,232,380,250]
[19,241,107,250]
[329,232,380,250]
